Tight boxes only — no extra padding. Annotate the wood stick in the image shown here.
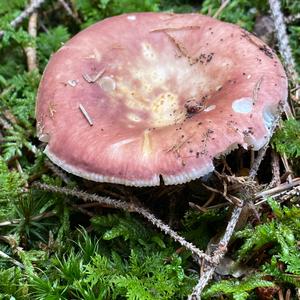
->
[0,250,24,269]
[32,182,213,263]
[24,0,38,71]
[268,0,298,80]
[213,0,230,19]
[188,144,269,299]
[0,0,46,38]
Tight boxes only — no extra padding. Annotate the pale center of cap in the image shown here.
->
[151,92,185,127]
[113,42,219,128]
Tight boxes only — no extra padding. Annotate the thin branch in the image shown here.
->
[201,182,242,206]
[188,141,269,299]
[281,153,293,182]
[213,0,230,19]
[24,0,38,71]
[268,0,299,104]
[0,116,12,130]
[58,0,81,23]
[189,202,208,213]
[32,182,213,263]
[45,159,71,184]
[203,192,216,208]
[249,144,269,178]
[0,0,47,38]
[269,151,281,188]
[188,205,242,300]
[0,250,25,269]
[255,177,300,205]
[285,13,300,24]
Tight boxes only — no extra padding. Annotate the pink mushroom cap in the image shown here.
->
[36,13,288,186]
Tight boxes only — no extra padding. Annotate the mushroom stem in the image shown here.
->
[32,182,213,263]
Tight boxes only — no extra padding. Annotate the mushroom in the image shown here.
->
[36,13,288,186]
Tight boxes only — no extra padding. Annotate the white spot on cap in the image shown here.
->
[232,97,253,114]
[263,105,276,132]
[127,15,136,21]
[204,105,216,112]
[151,68,165,83]
[128,113,141,122]
[98,76,116,92]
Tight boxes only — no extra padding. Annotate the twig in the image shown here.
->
[285,13,300,24]
[203,192,216,208]
[188,142,269,299]
[249,144,269,178]
[281,153,293,182]
[278,289,285,300]
[285,289,291,300]
[213,0,230,19]
[189,202,207,213]
[0,250,25,269]
[0,0,47,38]
[24,0,38,71]
[269,150,281,188]
[0,116,12,130]
[255,177,300,203]
[58,0,81,23]
[255,178,300,205]
[79,104,93,126]
[201,182,242,206]
[280,186,300,202]
[268,0,299,103]
[32,182,213,263]
[206,203,229,210]
[188,205,242,300]
[45,159,71,184]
